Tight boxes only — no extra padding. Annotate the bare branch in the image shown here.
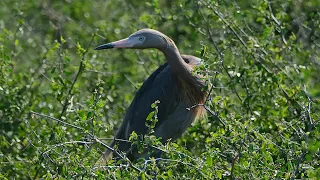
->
[267,1,287,45]
[59,33,97,118]
[42,141,94,155]
[30,111,145,176]
[30,111,84,131]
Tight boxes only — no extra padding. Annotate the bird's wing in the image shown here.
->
[154,102,196,141]
[119,63,180,141]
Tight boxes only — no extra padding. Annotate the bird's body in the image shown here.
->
[114,55,204,159]
[95,29,206,163]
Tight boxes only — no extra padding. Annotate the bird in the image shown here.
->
[94,29,206,163]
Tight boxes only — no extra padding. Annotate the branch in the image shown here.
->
[42,141,94,155]
[30,111,145,176]
[186,72,227,127]
[31,111,84,131]
[197,5,243,103]
[201,0,303,115]
[230,152,240,179]
[144,158,209,179]
[59,33,96,118]
[293,97,315,178]
[267,1,287,45]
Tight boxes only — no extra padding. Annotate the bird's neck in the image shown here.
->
[162,46,202,87]
[160,44,191,77]
[160,45,206,117]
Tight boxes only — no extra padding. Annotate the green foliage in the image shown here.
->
[0,0,319,179]
[146,100,160,134]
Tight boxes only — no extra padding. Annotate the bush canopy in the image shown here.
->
[0,0,319,179]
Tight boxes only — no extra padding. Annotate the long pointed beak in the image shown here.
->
[94,38,132,50]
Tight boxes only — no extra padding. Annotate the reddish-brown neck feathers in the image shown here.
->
[157,35,206,119]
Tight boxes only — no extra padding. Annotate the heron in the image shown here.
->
[94,29,206,163]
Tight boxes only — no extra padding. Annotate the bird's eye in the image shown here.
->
[138,37,145,41]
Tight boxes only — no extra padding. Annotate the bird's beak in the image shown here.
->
[94,38,132,50]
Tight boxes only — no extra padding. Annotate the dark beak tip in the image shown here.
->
[94,43,115,50]
[94,46,103,50]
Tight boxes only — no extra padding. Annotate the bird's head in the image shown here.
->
[94,29,173,50]
[181,55,202,67]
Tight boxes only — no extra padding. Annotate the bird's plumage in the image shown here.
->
[95,29,206,163]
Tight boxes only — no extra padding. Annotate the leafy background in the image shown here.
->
[0,0,319,179]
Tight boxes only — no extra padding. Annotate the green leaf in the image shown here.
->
[146,111,155,121]
[96,100,105,108]
[167,169,173,177]
[206,155,213,167]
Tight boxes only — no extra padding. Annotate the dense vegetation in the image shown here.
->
[1,0,319,179]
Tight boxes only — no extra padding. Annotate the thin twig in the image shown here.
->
[230,152,240,179]
[293,97,315,178]
[201,0,302,115]
[30,111,145,176]
[144,158,209,179]
[59,33,96,118]
[203,105,226,127]
[42,141,94,155]
[198,6,243,103]
[267,1,287,45]
[11,19,23,60]
[135,51,151,75]
[31,111,84,131]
